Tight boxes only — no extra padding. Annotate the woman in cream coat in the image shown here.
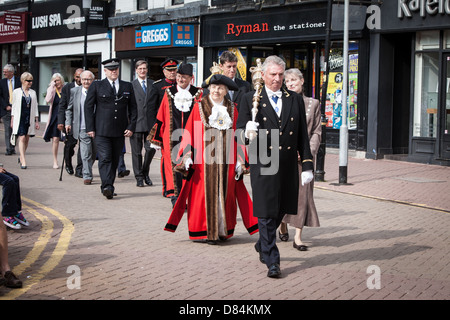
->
[278,68,321,251]
[11,72,40,169]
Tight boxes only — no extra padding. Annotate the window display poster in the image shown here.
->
[325,54,358,129]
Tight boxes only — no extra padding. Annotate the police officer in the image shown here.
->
[84,58,137,199]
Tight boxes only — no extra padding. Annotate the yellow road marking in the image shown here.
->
[0,197,74,300]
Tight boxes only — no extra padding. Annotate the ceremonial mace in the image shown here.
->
[247,58,264,141]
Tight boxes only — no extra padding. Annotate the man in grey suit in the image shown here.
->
[0,64,21,156]
[130,60,155,187]
[65,70,96,185]
[219,51,251,112]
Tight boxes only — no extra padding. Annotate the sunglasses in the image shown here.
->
[25,79,33,82]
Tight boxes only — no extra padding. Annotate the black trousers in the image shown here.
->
[95,135,124,193]
[64,134,82,174]
[129,131,155,179]
[257,215,284,268]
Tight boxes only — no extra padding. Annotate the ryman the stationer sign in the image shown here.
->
[201,6,327,47]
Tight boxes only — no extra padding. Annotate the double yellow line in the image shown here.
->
[0,197,74,300]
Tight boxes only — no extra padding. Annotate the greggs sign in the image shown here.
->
[201,7,327,47]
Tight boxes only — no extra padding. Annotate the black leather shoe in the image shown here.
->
[254,242,265,264]
[144,176,153,186]
[293,241,308,251]
[136,179,144,187]
[267,264,281,278]
[66,166,74,175]
[278,231,289,242]
[118,170,130,178]
[103,188,114,199]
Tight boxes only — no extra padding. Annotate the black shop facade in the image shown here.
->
[200,4,371,152]
[366,0,450,166]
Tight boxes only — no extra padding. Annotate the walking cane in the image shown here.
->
[59,130,67,181]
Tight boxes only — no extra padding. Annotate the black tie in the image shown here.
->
[112,81,117,96]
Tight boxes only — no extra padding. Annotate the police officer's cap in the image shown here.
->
[102,58,121,70]
[202,74,239,91]
[161,58,179,70]
[177,63,193,76]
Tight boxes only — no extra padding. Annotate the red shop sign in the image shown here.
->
[0,12,28,44]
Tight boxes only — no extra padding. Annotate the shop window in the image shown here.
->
[416,31,439,50]
[320,43,359,130]
[445,56,450,135]
[137,0,148,10]
[445,30,450,49]
[413,52,439,138]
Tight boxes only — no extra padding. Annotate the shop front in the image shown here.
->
[0,10,29,76]
[369,0,450,165]
[200,3,370,151]
[114,22,199,84]
[29,0,110,106]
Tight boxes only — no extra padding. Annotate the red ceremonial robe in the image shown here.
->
[148,86,202,198]
[164,96,259,241]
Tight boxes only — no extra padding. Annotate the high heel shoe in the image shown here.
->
[18,157,20,164]
[20,165,27,169]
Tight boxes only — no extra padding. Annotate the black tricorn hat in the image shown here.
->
[202,74,239,91]
[177,63,193,76]
[102,58,120,70]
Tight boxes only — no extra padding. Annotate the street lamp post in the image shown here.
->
[82,0,92,70]
[339,0,349,184]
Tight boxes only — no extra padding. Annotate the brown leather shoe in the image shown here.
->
[84,179,92,185]
[4,271,22,288]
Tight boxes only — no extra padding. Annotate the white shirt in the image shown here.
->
[265,86,282,117]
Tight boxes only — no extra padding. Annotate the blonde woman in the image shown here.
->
[43,73,65,169]
[10,72,40,169]
[278,68,321,251]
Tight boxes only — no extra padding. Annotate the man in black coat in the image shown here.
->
[84,58,137,199]
[0,64,21,156]
[57,68,83,175]
[219,51,251,112]
[236,55,314,278]
[148,57,178,129]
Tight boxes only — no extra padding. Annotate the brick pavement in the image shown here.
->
[0,126,449,303]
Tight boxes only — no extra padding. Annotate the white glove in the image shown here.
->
[235,161,243,180]
[150,143,161,150]
[301,170,314,186]
[245,121,259,140]
[185,158,193,170]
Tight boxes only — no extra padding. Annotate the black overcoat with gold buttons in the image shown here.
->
[84,78,137,137]
[236,87,314,219]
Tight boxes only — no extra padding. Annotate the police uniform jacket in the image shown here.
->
[236,87,314,219]
[84,78,137,137]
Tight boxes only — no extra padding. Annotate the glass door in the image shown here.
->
[442,54,450,159]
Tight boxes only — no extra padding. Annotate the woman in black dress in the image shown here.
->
[43,73,65,169]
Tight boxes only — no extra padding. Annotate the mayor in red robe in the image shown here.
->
[148,63,202,206]
[164,74,259,244]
